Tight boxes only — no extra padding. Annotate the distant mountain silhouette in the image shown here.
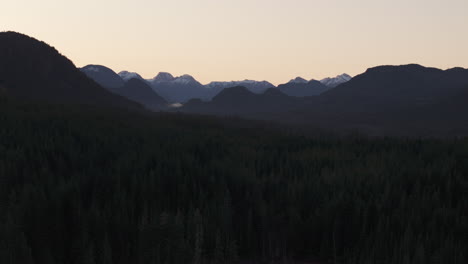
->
[74,68,353,103]
[148,73,210,103]
[117,78,167,111]
[288,77,309,84]
[0,32,140,109]
[81,65,125,89]
[319,64,468,111]
[206,80,275,95]
[109,70,353,103]
[320,73,352,88]
[181,86,299,115]
[81,64,167,110]
[152,72,176,82]
[276,74,351,97]
[281,64,468,135]
[118,71,144,82]
[277,79,331,97]
[86,68,215,104]
[181,64,468,135]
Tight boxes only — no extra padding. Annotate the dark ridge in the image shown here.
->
[80,64,168,111]
[180,86,300,116]
[118,78,168,111]
[180,64,468,136]
[212,86,255,101]
[81,64,125,89]
[262,87,287,97]
[277,79,330,97]
[0,31,140,110]
[363,64,444,76]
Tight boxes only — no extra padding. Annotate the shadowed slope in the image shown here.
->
[81,64,168,111]
[81,65,125,89]
[181,86,299,115]
[278,80,330,97]
[0,32,140,109]
[118,78,168,111]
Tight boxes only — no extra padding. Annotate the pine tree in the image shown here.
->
[0,216,34,264]
[227,240,239,264]
[213,231,224,264]
[193,209,204,264]
[83,244,95,264]
[100,234,112,264]
[0,85,7,103]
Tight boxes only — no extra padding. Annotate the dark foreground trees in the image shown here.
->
[0,101,467,263]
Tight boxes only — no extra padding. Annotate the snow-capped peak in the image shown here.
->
[288,77,309,84]
[153,72,175,82]
[179,74,195,80]
[337,73,352,81]
[118,71,143,81]
[320,74,352,88]
[147,72,200,85]
[174,74,197,84]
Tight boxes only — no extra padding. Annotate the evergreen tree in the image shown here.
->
[193,209,204,264]
[0,101,466,264]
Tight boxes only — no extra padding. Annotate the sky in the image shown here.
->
[1,0,468,85]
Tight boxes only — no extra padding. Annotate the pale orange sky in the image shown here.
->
[1,0,467,85]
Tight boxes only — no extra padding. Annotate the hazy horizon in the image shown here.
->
[2,0,467,85]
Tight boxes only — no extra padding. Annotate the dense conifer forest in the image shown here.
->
[0,97,467,264]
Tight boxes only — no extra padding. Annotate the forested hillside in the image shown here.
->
[0,98,467,264]
[0,32,139,110]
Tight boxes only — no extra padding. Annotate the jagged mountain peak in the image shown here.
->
[320,73,352,88]
[175,74,197,83]
[119,71,144,81]
[288,77,309,84]
[153,72,175,82]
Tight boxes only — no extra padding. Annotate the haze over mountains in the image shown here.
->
[183,87,299,116]
[81,65,167,110]
[205,80,275,95]
[278,79,331,97]
[118,71,144,82]
[2,31,468,136]
[82,64,351,103]
[320,74,352,88]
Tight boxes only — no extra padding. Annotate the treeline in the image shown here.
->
[0,99,467,264]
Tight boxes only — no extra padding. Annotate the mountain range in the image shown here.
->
[3,31,468,136]
[118,71,144,82]
[178,64,468,135]
[278,79,331,97]
[145,72,211,103]
[205,80,275,94]
[83,66,351,103]
[183,87,299,116]
[320,74,352,88]
[81,65,167,110]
